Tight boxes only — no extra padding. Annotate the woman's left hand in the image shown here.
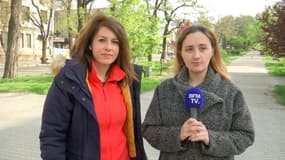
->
[187,118,210,146]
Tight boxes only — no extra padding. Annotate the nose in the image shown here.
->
[192,48,201,58]
[105,41,113,50]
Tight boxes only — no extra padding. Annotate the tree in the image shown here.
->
[245,20,263,48]
[215,16,236,48]
[150,0,198,60]
[2,0,22,79]
[234,16,256,48]
[196,12,214,30]
[28,0,53,64]
[258,0,285,57]
[55,0,77,50]
[77,0,94,31]
[107,0,160,62]
[145,0,164,61]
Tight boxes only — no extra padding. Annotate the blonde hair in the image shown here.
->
[50,55,66,76]
[174,25,230,80]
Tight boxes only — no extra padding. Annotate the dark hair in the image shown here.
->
[71,12,137,85]
[174,25,230,80]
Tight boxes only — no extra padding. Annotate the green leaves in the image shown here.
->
[107,0,161,60]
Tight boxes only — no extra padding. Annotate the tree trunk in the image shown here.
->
[160,22,170,61]
[2,0,22,79]
[41,38,47,64]
[148,54,152,61]
[67,6,73,51]
[77,0,86,31]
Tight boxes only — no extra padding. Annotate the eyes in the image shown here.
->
[97,37,119,45]
[183,45,210,53]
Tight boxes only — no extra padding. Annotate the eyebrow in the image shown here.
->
[183,45,195,49]
[183,43,208,47]
[97,35,107,38]
[97,35,118,41]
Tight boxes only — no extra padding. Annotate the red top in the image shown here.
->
[88,63,129,160]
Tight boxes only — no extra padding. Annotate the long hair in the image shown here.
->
[174,25,230,80]
[71,12,137,85]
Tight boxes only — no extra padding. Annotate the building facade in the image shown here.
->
[0,0,54,63]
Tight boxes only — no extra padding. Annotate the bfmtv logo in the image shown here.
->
[188,93,202,104]
[185,87,204,109]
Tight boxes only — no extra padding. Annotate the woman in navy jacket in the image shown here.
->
[39,12,147,160]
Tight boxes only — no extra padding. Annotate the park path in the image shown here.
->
[0,50,285,159]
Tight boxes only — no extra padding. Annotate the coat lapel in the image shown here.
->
[173,66,224,113]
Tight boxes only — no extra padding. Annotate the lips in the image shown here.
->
[191,62,200,65]
[101,53,113,58]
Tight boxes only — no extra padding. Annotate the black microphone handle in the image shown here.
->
[190,107,200,149]
[190,108,198,119]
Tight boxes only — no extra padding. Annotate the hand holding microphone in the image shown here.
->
[180,87,209,146]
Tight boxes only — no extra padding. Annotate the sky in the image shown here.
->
[91,0,280,21]
[197,0,279,18]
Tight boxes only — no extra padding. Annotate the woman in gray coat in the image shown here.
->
[142,24,254,160]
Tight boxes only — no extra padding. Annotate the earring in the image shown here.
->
[89,45,92,50]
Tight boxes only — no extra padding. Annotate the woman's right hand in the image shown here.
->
[177,20,192,37]
[180,118,209,145]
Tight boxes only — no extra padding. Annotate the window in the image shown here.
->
[0,32,8,51]
[0,33,2,48]
[21,33,24,48]
[26,34,31,48]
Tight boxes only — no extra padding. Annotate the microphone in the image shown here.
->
[184,87,204,148]
[185,87,204,120]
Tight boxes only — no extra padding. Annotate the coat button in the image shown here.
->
[71,86,75,90]
[82,97,86,101]
[60,80,64,84]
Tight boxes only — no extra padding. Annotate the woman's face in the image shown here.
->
[181,31,213,75]
[91,26,119,67]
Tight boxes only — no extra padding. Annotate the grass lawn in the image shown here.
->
[274,85,285,106]
[0,74,53,94]
[0,60,173,94]
[264,56,285,106]
[264,57,285,76]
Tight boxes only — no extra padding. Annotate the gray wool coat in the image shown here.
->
[142,66,255,160]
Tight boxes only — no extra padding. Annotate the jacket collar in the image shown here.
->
[173,66,224,111]
[175,65,221,91]
[63,59,87,84]
[62,59,91,98]
[88,62,126,84]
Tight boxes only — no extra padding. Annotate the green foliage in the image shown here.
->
[137,59,174,77]
[221,50,230,64]
[107,0,161,59]
[138,59,174,92]
[228,49,241,55]
[216,16,236,46]
[257,1,285,57]
[246,20,264,46]
[264,57,285,76]
[274,85,285,106]
[228,36,247,49]
[141,77,163,92]
[215,15,257,49]
[54,9,77,37]
[197,13,215,30]
[235,16,255,38]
